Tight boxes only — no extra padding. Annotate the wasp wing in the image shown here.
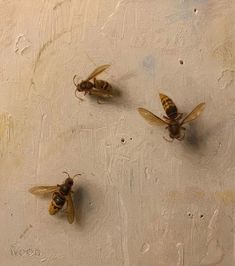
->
[86,64,110,81]
[181,103,205,125]
[138,108,169,126]
[29,186,58,195]
[89,89,113,98]
[65,193,75,224]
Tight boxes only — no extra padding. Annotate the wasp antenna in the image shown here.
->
[72,173,82,180]
[73,74,80,86]
[62,171,71,178]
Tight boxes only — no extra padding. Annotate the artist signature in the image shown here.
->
[10,245,41,257]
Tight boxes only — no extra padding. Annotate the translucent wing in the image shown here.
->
[89,89,113,98]
[66,193,75,224]
[86,65,110,81]
[181,103,205,125]
[29,186,58,195]
[138,108,169,126]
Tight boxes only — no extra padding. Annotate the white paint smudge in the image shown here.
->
[176,243,184,266]
[200,209,224,265]
[14,34,31,54]
[118,192,130,266]
[35,114,47,177]
[200,239,224,265]
[141,242,150,254]
[233,211,235,263]
[101,0,126,32]
[0,112,14,156]
[207,209,219,243]
[81,0,90,41]
[217,69,235,90]
[144,167,150,180]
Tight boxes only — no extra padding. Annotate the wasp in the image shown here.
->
[138,93,205,141]
[29,172,81,224]
[73,64,112,99]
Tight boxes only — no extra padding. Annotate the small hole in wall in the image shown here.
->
[130,137,133,140]
[200,214,204,218]
[179,59,184,65]
[187,212,193,218]
[121,138,125,143]
[194,8,198,14]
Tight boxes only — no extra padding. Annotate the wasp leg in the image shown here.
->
[163,115,171,121]
[96,94,108,104]
[178,132,185,141]
[163,127,172,142]
[74,89,84,101]
[93,78,98,86]
[97,98,105,104]
[164,126,169,133]
[163,136,174,142]
[176,113,184,120]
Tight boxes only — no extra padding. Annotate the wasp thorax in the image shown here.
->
[60,185,70,194]
[168,122,181,138]
[59,185,70,195]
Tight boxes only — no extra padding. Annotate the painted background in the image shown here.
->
[0,0,235,265]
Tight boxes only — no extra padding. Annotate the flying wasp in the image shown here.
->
[73,64,112,99]
[29,172,81,224]
[138,93,205,142]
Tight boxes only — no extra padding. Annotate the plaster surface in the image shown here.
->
[0,1,235,266]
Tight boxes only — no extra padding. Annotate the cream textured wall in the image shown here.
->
[0,0,235,265]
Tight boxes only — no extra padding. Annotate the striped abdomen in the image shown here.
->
[49,192,66,215]
[159,93,178,119]
[94,79,111,91]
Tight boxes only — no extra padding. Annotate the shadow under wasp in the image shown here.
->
[29,172,81,224]
[73,64,112,100]
[138,93,205,142]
